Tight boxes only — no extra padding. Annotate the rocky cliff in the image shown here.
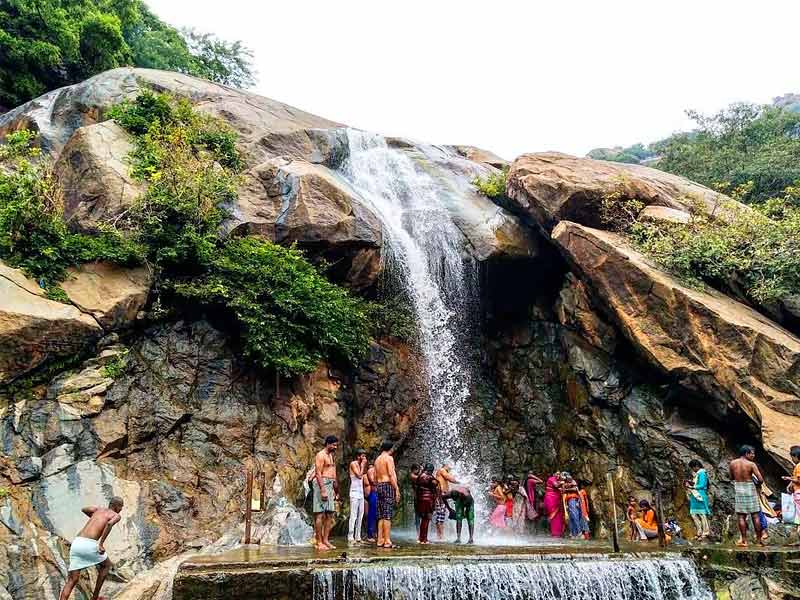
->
[1,69,799,600]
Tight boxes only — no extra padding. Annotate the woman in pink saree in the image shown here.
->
[543,473,565,537]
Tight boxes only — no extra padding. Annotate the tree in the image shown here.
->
[654,103,800,204]
[0,0,255,108]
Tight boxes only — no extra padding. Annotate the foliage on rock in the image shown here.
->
[601,179,800,304]
[174,238,371,376]
[0,129,143,292]
[472,168,508,198]
[0,0,255,108]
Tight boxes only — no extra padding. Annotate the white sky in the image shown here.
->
[147,0,800,159]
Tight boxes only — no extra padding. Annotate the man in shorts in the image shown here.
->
[313,435,340,550]
[729,444,764,547]
[442,484,475,544]
[374,440,400,548]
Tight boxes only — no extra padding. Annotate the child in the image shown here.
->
[626,496,638,541]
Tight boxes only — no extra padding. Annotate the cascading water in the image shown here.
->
[312,557,712,600]
[337,130,482,485]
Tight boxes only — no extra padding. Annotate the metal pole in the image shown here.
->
[607,471,620,553]
[244,469,253,544]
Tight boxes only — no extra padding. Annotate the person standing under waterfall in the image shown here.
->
[365,460,378,543]
[313,435,340,550]
[782,445,800,536]
[442,484,476,544]
[685,459,711,540]
[375,441,401,548]
[415,464,439,544]
[348,449,368,544]
[434,464,458,540]
[729,445,765,547]
[58,497,124,600]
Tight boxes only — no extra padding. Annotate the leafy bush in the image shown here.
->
[174,238,371,376]
[0,129,142,291]
[102,350,129,379]
[604,180,800,304]
[654,103,800,204]
[472,169,508,198]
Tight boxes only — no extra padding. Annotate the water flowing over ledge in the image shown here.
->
[312,556,712,600]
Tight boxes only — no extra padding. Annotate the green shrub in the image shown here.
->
[102,350,129,379]
[0,129,143,288]
[606,180,800,304]
[472,168,508,198]
[173,237,371,376]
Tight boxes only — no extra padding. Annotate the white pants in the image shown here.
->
[691,514,710,537]
[348,496,364,541]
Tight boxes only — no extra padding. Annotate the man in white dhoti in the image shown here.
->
[59,496,124,600]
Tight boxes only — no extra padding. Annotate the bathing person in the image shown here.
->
[510,479,529,535]
[543,472,565,537]
[634,499,659,541]
[685,459,711,540]
[561,472,585,538]
[348,449,367,543]
[524,472,542,520]
[489,476,508,529]
[578,481,591,539]
[313,435,340,550]
[729,444,764,547]
[410,464,421,535]
[415,463,439,544]
[442,484,476,544]
[434,464,457,540]
[626,496,639,541]
[365,461,378,542]
[503,475,516,526]
[375,440,400,548]
[782,445,800,535]
[58,497,124,600]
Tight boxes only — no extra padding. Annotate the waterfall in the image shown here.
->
[338,130,480,479]
[312,557,712,600]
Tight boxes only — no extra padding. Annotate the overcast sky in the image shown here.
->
[148,0,800,159]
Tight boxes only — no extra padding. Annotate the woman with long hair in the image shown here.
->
[543,472,565,537]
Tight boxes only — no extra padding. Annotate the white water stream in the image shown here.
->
[312,557,712,600]
[338,131,480,483]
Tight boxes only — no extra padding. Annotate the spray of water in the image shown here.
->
[337,130,485,502]
[312,557,712,600]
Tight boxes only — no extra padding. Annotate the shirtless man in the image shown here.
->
[59,497,123,600]
[313,435,340,550]
[374,440,400,548]
[442,484,475,544]
[729,444,764,546]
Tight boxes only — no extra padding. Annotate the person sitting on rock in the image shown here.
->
[59,496,123,600]
[634,499,659,541]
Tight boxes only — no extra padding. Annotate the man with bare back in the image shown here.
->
[313,435,340,550]
[375,440,400,548]
[729,444,765,546]
[59,496,124,600]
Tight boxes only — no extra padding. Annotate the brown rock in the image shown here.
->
[448,145,509,169]
[551,221,800,469]
[507,152,734,233]
[54,121,142,232]
[555,273,617,354]
[61,261,151,331]
[0,262,102,383]
[639,205,691,225]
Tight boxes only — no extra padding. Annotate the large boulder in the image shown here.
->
[61,261,151,331]
[54,121,143,232]
[551,221,800,470]
[506,152,735,233]
[231,158,383,289]
[0,263,102,383]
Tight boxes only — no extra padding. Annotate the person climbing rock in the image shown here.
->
[313,435,340,550]
[729,444,765,547]
[58,497,124,600]
[374,441,400,548]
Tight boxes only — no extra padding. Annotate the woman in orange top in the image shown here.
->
[634,499,658,541]
[783,445,800,533]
